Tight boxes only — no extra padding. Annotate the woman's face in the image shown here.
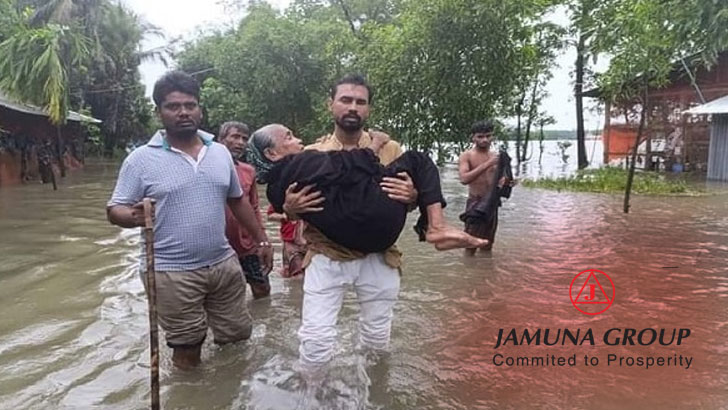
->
[269,126,304,159]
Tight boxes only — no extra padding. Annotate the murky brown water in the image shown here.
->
[1,142,728,409]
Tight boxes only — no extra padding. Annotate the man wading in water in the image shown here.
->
[281,74,420,370]
[217,121,271,299]
[458,119,514,255]
[107,71,272,369]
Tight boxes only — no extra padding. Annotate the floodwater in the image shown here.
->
[1,140,727,410]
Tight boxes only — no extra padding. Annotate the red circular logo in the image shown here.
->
[569,269,615,315]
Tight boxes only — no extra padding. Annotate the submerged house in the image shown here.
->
[684,95,728,181]
[583,52,728,174]
[0,91,101,187]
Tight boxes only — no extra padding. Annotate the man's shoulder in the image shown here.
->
[123,144,157,165]
[209,141,232,155]
[236,161,256,176]
[384,139,402,151]
[305,134,333,151]
[236,161,255,171]
[379,139,402,165]
[459,149,473,160]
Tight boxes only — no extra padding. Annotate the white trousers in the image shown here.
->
[297,253,401,365]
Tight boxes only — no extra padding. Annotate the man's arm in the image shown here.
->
[107,156,147,228]
[249,177,263,225]
[107,202,147,228]
[227,196,273,273]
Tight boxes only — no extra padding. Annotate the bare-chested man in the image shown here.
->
[458,120,513,255]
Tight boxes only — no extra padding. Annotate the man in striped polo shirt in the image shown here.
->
[107,71,272,369]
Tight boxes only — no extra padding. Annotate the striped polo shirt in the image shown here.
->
[108,129,243,271]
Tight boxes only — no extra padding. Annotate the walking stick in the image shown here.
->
[143,198,160,410]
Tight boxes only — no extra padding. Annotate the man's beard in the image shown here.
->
[336,114,363,132]
[175,128,198,139]
[168,119,199,139]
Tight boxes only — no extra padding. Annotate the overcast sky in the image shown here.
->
[121,0,603,131]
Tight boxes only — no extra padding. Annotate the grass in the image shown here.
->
[521,166,705,196]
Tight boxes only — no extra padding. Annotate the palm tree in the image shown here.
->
[0,21,89,125]
[11,0,168,153]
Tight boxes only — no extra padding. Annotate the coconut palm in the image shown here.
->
[0,20,89,125]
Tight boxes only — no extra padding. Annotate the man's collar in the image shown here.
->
[148,129,214,150]
[329,130,370,148]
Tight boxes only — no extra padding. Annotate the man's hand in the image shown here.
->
[257,245,274,275]
[131,201,147,227]
[282,183,324,219]
[497,176,517,189]
[107,200,155,229]
[482,155,499,170]
[381,172,418,204]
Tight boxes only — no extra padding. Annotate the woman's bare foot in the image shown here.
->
[425,225,488,250]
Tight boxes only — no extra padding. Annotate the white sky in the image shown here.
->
[121,0,603,131]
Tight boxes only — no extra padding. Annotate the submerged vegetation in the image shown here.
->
[522,167,705,196]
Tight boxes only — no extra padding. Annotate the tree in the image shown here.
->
[82,4,163,155]
[537,114,556,165]
[0,0,159,182]
[0,21,89,125]
[360,0,557,161]
[178,2,354,140]
[179,0,562,159]
[566,0,600,170]
[510,21,564,164]
[589,0,728,213]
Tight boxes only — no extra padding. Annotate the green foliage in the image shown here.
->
[0,0,156,153]
[587,0,728,102]
[0,22,89,124]
[360,0,556,151]
[81,3,158,155]
[522,167,701,195]
[179,2,352,141]
[178,0,561,148]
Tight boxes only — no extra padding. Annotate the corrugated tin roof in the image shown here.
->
[683,94,728,115]
[0,90,102,123]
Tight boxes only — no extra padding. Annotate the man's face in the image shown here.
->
[157,91,202,138]
[328,84,370,132]
[472,131,494,150]
[268,125,304,160]
[220,128,249,158]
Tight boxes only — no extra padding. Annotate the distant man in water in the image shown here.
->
[106,71,272,369]
[217,121,271,299]
[458,120,514,255]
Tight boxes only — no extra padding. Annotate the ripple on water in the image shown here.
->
[1,162,728,409]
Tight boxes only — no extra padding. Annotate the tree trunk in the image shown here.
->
[515,91,525,166]
[623,91,649,214]
[538,123,545,165]
[575,31,588,169]
[20,144,28,182]
[522,80,540,162]
[56,126,66,178]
